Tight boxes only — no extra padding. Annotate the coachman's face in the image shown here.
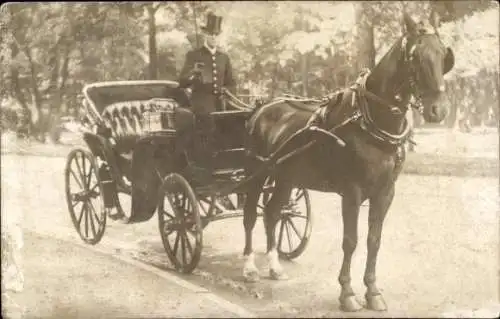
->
[204,33,218,48]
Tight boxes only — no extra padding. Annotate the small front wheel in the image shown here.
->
[257,177,312,260]
[158,173,202,273]
[276,188,312,260]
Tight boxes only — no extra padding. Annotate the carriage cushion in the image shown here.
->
[101,99,193,155]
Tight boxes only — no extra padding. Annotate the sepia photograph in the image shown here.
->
[1,1,499,318]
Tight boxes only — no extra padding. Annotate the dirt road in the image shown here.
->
[2,232,250,319]
[2,152,498,317]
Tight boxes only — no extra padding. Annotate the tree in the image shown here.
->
[3,3,146,141]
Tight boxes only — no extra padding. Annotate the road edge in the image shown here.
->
[27,230,258,318]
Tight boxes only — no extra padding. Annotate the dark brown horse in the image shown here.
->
[241,12,455,311]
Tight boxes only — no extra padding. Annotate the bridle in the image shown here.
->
[310,31,446,147]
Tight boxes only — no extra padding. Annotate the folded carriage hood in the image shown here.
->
[83,80,182,113]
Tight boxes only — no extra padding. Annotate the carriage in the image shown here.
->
[64,80,312,273]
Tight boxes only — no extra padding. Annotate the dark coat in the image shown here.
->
[178,46,236,114]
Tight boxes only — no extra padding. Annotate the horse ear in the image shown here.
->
[403,12,418,34]
[430,10,441,30]
[443,47,455,74]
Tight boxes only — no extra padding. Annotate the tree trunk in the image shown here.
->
[10,43,27,110]
[24,47,46,142]
[148,5,158,80]
[56,43,71,114]
[354,2,375,71]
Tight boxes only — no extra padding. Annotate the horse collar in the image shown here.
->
[350,73,412,146]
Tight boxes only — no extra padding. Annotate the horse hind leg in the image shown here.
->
[242,176,266,283]
[363,187,394,311]
[264,179,292,280]
[338,189,363,312]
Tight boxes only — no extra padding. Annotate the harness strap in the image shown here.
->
[350,73,412,145]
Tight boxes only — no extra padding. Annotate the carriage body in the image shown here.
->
[64,80,312,273]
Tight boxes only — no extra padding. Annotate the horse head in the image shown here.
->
[400,12,455,123]
[359,12,454,126]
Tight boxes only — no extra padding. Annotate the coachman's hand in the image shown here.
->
[190,68,203,83]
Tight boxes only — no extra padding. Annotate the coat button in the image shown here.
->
[214,83,218,88]
[213,62,216,67]
[213,76,217,81]
[213,69,217,74]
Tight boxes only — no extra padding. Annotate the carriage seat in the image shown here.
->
[101,98,182,158]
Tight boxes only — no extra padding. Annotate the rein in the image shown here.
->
[349,70,412,146]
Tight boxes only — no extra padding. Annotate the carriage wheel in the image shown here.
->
[257,177,312,260]
[158,173,203,274]
[64,149,106,245]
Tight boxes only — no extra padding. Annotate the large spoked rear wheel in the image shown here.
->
[258,178,312,260]
[158,173,202,274]
[65,149,106,245]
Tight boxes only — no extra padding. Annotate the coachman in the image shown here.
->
[178,12,236,176]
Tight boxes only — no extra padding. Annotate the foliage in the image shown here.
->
[0,1,497,140]
[440,6,499,77]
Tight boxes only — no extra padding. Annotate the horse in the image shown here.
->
[240,12,455,312]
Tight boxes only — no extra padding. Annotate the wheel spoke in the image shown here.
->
[70,168,84,189]
[88,204,97,238]
[172,232,180,256]
[294,189,305,201]
[77,202,86,225]
[181,233,187,266]
[74,155,85,187]
[285,219,292,252]
[84,203,89,238]
[182,194,188,211]
[88,200,102,226]
[198,200,209,216]
[86,166,93,189]
[82,153,87,183]
[161,209,175,221]
[72,199,83,209]
[89,182,99,193]
[286,212,307,219]
[164,226,175,237]
[277,218,285,251]
[184,232,194,257]
[287,217,302,240]
[165,194,176,213]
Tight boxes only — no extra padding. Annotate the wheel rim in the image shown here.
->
[275,188,312,259]
[159,174,202,273]
[65,149,106,245]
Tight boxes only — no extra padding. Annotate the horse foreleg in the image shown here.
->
[363,186,394,311]
[242,181,264,283]
[264,181,292,280]
[338,190,362,312]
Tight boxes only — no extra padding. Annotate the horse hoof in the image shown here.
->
[243,270,260,283]
[269,268,289,281]
[365,293,387,311]
[339,295,363,312]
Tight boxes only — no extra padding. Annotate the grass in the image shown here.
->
[1,128,498,178]
[403,152,498,177]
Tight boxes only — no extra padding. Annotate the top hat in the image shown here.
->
[201,12,223,35]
